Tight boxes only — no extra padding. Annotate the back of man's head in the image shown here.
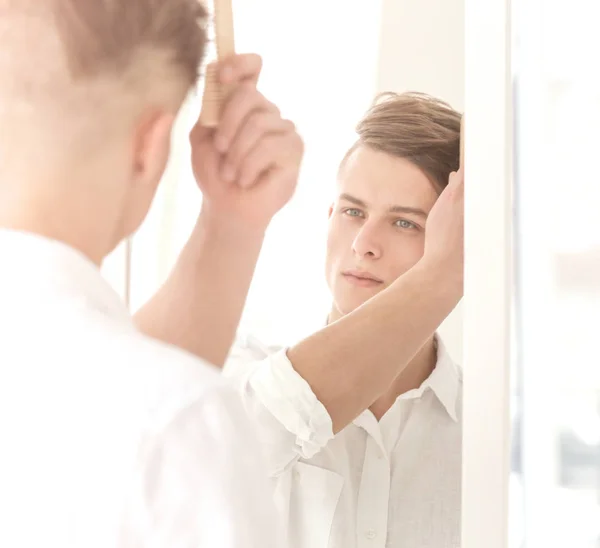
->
[0,0,206,178]
[0,0,208,257]
[343,92,461,193]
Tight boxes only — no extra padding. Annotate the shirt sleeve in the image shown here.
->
[124,384,283,548]
[223,334,334,475]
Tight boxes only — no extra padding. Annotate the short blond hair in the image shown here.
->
[344,92,462,192]
[53,0,208,86]
[0,0,208,158]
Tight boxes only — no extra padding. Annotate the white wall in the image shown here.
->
[375,0,465,362]
[376,0,464,110]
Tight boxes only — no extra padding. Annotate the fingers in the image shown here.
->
[249,164,301,203]
[449,166,464,185]
[193,52,303,193]
[444,168,464,200]
[218,53,263,87]
[454,168,464,200]
[194,53,263,133]
[189,119,214,145]
[189,124,221,191]
[221,111,295,182]
[214,83,279,153]
[236,132,303,189]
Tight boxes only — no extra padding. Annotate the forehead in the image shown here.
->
[337,145,438,210]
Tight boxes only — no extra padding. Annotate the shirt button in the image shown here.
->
[365,529,377,540]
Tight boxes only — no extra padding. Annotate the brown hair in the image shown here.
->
[344,92,462,192]
[53,0,208,87]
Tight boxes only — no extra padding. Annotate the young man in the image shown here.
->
[142,91,464,547]
[0,2,302,547]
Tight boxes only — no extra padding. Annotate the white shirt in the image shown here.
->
[0,230,280,548]
[225,332,463,548]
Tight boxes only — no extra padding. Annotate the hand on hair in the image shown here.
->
[422,167,464,293]
[190,53,304,232]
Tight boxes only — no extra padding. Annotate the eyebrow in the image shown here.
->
[339,193,428,218]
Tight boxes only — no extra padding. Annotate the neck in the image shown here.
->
[0,185,118,266]
[328,303,438,422]
[369,336,437,421]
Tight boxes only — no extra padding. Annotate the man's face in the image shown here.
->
[326,145,439,320]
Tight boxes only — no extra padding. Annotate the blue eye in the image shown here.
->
[395,219,417,229]
[344,208,363,218]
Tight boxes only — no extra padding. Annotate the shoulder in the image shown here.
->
[88,318,230,425]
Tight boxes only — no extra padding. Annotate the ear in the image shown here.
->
[328,204,334,219]
[131,109,176,191]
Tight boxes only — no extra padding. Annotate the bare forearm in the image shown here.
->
[134,213,265,367]
[287,259,461,432]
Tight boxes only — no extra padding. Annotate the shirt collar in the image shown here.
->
[353,334,462,430]
[422,335,462,422]
[0,229,131,323]
[323,313,463,424]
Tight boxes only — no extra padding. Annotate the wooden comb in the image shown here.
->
[199,0,236,127]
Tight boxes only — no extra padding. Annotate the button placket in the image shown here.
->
[356,436,390,547]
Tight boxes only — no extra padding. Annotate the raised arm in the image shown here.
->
[286,169,463,432]
[134,54,303,367]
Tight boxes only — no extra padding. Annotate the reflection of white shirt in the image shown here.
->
[225,333,463,548]
[0,230,280,548]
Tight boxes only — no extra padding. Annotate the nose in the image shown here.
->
[352,222,383,260]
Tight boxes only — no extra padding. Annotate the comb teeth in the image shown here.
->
[199,64,221,127]
[199,0,235,128]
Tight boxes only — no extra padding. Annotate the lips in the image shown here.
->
[342,269,384,287]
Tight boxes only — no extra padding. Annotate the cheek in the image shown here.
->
[387,234,426,278]
[324,233,339,287]
[325,221,352,281]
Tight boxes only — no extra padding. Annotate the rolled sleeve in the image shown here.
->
[249,348,334,459]
[224,335,334,472]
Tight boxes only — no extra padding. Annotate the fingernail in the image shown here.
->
[222,164,235,182]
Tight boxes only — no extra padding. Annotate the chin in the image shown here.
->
[333,293,371,317]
